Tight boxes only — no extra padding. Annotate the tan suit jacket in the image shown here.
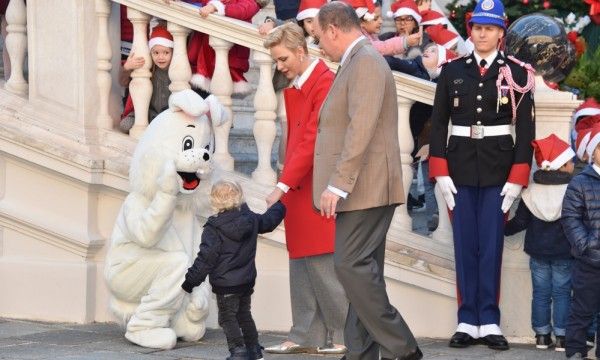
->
[313,39,404,212]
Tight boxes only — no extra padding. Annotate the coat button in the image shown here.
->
[476,108,482,113]
[477,95,482,101]
[479,83,483,88]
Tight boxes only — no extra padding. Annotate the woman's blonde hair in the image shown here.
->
[210,180,244,213]
[263,22,308,54]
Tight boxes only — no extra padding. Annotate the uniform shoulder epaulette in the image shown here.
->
[439,54,468,67]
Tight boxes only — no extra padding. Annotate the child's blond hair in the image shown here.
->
[210,180,244,213]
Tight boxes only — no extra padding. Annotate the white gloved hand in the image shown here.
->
[500,182,523,213]
[435,176,457,210]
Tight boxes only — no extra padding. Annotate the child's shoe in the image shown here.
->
[226,346,248,360]
[555,336,566,352]
[535,333,553,349]
[247,344,264,360]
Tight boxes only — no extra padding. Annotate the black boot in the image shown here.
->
[226,346,249,360]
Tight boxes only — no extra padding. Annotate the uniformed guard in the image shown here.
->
[428,0,536,351]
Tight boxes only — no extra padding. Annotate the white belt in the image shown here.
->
[451,124,512,139]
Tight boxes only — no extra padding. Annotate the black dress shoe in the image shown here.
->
[399,346,423,360]
[449,331,474,348]
[481,334,509,350]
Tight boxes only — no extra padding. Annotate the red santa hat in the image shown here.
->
[531,134,575,171]
[420,9,447,26]
[572,97,600,124]
[148,25,173,50]
[297,0,326,21]
[345,0,377,21]
[586,124,600,163]
[387,0,422,23]
[575,114,600,132]
[576,128,592,161]
[435,44,457,68]
[426,24,459,49]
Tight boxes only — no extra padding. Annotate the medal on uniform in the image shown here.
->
[454,97,459,107]
[501,96,509,104]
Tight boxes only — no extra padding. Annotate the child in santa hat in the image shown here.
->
[356,0,421,57]
[187,0,270,96]
[119,25,174,133]
[425,23,459,52]
[505,134,576,352]
[385,42,456,81]
[563,124,600,360]
[380,0,431,59]
[258,0,326,46]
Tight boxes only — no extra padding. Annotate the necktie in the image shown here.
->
[479,59,487,77]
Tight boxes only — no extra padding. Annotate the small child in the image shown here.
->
[385,42,457,81]
[187,0,270,95]
[119,25,173,133]
[505,134,576,352]
[380,0,431,59]
[563,124,600,360]
[181,180,286,360]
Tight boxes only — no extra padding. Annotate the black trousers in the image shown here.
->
[566,260,600,358]
[216,289,258,350]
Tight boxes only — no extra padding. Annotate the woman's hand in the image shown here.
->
[199,3,217,18]
[406,32,422,48]
[123,51,145,71]
[266,187,284,207]
[258,20,275,36]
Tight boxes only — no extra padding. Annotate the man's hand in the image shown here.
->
[199,3,217,17]
[500,182,523,213]
[319,189,340,219]
[266,187,284,208]
[435,176,457,210]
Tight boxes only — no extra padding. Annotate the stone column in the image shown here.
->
[95,0,113,130]
[166,22,191,92]
[209,36,234,171]
[275,91,287,175]
[393,96,415,231]
[127,8,152,139]
[251,51,277,185]
[4,0,28,95]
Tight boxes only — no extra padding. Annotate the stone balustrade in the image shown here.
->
[3,0,27,95]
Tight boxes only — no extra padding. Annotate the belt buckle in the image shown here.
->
[470,124,484,139]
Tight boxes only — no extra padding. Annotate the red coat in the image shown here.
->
[280,60,335,259]
[187,0,259,87]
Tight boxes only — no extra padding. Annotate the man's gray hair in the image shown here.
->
[317,1,361,33]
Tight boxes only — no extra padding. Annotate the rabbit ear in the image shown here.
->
[169,89,209,117]
[205,95,230,127]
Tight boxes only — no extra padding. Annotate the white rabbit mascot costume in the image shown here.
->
[105,90,228,350]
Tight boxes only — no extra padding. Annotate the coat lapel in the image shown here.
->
[464,53,480,80]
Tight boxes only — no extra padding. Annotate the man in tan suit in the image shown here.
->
[313,3,421,360]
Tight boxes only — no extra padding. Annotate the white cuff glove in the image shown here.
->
[435,176,457,210]
[500,182,523,213]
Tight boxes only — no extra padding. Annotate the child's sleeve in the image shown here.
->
[504,200,531,236]
[208,0,260,21]
[257,201,286,234]
[561,181,597,257]
[181,225,222,293]
[369,35,406,57]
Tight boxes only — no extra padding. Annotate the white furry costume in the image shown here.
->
[105,90,228,350]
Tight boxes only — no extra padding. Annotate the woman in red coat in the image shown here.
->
[263,22,348,355]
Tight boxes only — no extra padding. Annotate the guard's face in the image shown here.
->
[471,24,504,54]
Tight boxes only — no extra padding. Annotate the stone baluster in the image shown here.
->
[393,96,415,231]
[95,0,113,129]
[208,36,234,171]
[4,0,28,95]
[431,183,453,243]
[251,51,277,185]
[127,8,152,139]
[275,90,287,175]
[167,22,191,92]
